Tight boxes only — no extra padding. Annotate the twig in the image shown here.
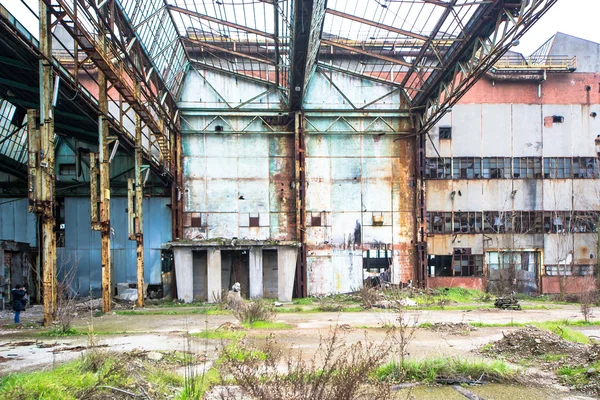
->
[99,385,142,397]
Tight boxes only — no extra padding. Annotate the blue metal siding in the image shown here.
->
[59,197,171,296]
[0,198,37,245]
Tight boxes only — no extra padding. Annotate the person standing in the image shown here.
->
[11,284,26,324]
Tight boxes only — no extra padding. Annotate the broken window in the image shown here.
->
[513,211,543,233]
[439,126,452,139]
[543,211,570,233]
[453,212,482,233]
[482,157,511,179]
[573,157,599,178]
[426,212,452,234]
[488,251,539,273]
[453,157,482,179]
[453,248,483,277]
[425,158,451,179]
[545,264,594,276]
[427,255,453,277]
[484,211,507,233]
[512,157,542,179]
[544,157,571,178]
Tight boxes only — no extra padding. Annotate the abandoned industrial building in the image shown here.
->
[0,0,592,325]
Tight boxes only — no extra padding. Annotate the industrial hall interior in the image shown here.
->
[0,0,593,323]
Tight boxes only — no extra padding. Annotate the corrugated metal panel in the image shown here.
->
[0,198,37,245]
[59,197,171,296]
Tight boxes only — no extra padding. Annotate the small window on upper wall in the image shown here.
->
[191,216,202,228]
[249,216,260,227]
[552,115,564,123]
[439,126,452,139]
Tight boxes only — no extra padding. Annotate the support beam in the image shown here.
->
[39,1,56,327]
[294,113,307,297]
[325,9,429,42]
[278,247,298,303]
[290,0,326,110]
[183,37,277,66]
[134,83,145,308]
[321,39,413,68]
[98,21,112,313]
[173,248,193,303]
[168,5,276,40]
[207,249,222,303]
[249,247,263,299]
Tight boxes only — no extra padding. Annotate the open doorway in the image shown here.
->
[221,250,250,298]
[192,250,208,301]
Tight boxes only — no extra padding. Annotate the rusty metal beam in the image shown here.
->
[38,1,56,327]
[321,39,413,68]
[168,5,276,40]
[294,112,307,297]
[98,22,112,313]
[183,37,276,66]
[135,83,144,308]
[325,9,429,42]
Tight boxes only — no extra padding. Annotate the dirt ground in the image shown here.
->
[0,302,598,399]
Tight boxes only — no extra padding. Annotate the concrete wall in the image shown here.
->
[179,67,417,296]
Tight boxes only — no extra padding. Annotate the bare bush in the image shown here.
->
[231,298,274,324]
[317,297,344,312]
[55,255,79,334]
[359,285,379,309]
[217,327,393,400]
[580,276,598,323]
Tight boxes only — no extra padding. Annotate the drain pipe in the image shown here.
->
[538,69,547,98]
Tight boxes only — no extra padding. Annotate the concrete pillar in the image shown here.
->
[207,249,222,302]
[173,248,193,303]
[249,247,263,299]
[277,247,298,302]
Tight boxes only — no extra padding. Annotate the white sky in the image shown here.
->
[1,0,599,56]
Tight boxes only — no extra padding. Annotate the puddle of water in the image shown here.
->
[394,384,595,400]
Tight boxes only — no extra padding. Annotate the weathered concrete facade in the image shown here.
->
[425,34,600,294]
[176,67,416,298]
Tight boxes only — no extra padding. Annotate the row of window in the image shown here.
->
[426,211,599,234]
[426,157,599,179]
[429,249,594,277]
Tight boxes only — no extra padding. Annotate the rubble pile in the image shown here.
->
[483,326,593,364]
[426,322,476,335]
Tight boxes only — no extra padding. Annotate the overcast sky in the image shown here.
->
[1,0,599,56]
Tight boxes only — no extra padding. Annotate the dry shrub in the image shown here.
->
[231,298,274,324]
[580,276,598,323]
[317,297,344,312]
[359,286,379,309]
[217,327,393,400]
[55,256,79,334]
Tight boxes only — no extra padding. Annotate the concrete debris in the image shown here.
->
[483,326,592,360]
[426,322,477,335]
[274,302,283,307]
[204,385,252,400]
[146,352,163,361]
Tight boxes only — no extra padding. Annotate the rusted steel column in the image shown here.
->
[98,33,112,313]
[39,1,56,326]
[134,83,144,308]
[294,113,307,297]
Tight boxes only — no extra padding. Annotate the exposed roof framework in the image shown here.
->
[165,0,556,125]
[0,0,557,176]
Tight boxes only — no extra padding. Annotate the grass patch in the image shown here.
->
[176,367,220,400]
[376,357,516,383]
[39,327,82,337]
[557,360,600,391]
[192,330,246,340]
[242,321,291,330]
[114,307,228,316]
